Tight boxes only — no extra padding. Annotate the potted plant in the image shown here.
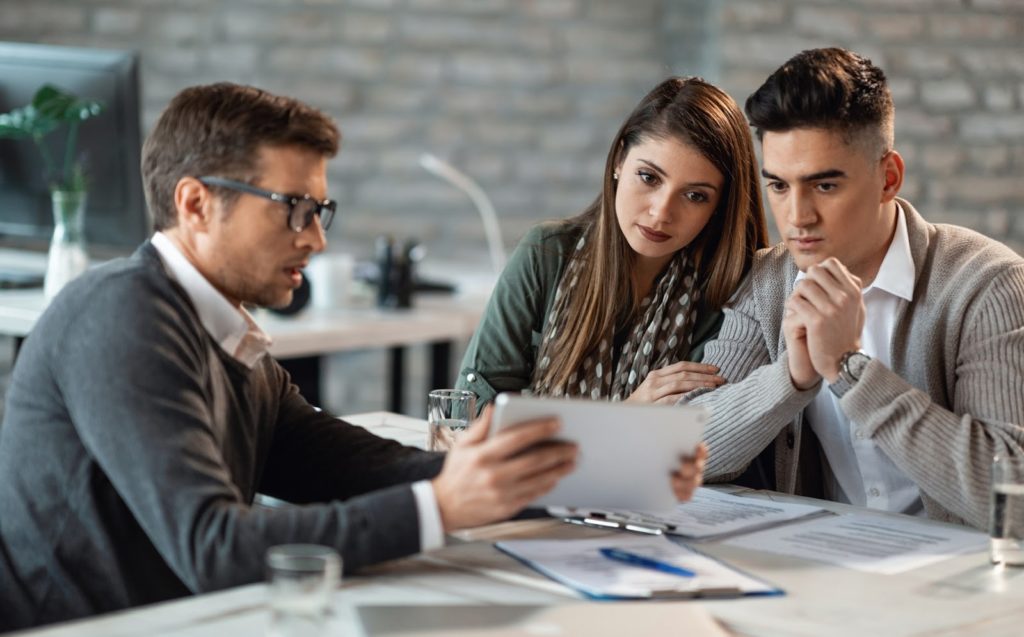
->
[0,84,103,299]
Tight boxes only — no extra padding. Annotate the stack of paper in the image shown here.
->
[723,513,988,574]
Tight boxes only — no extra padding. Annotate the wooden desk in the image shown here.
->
[12,412,1024,637]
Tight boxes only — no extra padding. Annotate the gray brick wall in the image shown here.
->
[0,0,1021,415]
[709,0,1024,251]
[2,0,1018,256]
[0,0,674,264]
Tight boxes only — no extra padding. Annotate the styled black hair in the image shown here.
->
[745,47,894,154]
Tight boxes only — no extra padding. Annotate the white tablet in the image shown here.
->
[491,393,707,511]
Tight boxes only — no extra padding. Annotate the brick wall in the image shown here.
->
[0,0,1020,415]
[0,0,680,264]
[710,0,1024,251]
[1,0,1019,256]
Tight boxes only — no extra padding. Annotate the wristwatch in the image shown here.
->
[829,350,871,398]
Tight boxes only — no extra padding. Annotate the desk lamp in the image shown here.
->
[419,153,506,275]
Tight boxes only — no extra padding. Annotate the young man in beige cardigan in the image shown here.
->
[686,47,1024,530]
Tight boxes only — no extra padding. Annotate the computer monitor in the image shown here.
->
[0,42,148,258]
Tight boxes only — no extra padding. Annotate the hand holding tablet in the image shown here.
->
[491,394,707,511]
[430,405,577,531]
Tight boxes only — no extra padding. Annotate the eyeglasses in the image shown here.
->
[198,176,337,233]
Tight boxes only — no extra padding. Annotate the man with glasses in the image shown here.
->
[685,48,1024,530]
[0,83,592,629]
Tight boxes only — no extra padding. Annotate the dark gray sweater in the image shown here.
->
[0,242,444,630]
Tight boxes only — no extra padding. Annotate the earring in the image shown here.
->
[612,172,619,181]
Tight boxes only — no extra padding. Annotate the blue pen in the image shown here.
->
[599,547,697,578]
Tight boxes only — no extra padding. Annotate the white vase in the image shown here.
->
[44,189,89,301]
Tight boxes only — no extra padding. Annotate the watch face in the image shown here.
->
[847,353,871,379]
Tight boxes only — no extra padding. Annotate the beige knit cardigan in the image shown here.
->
[686,198,1024,529]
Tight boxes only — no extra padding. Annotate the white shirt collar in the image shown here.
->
[866,203,914,301]
[794,203,915,302]
[151,232,272,368]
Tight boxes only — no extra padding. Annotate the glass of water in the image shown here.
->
[266,544,341,637]
[990,455,1024,566]
[427,389,476,452]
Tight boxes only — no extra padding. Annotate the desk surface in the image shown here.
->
[0,288,485,359]
[12,413,1024,637]
[255,296,485,358]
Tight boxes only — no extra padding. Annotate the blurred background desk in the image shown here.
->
[256,296,485,413]
[0,287,486,415]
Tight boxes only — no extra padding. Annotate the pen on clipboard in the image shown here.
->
[599,547,697,578]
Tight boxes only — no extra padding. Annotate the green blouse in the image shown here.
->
[456,221,724,412]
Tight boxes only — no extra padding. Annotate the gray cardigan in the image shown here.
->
[686,199,1024,529]
[0,242,445,630]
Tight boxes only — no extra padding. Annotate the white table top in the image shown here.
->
[12,413,1024,637]
[344,410,431,449]
[0,288,485,358]
[255,295,485,358]
[0,289,44,336]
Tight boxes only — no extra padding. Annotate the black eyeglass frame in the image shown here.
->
[198,176,336,233]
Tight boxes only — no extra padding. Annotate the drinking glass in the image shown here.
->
[427,389,476,452]
[266,544,341,637]
[990,456,1024,566]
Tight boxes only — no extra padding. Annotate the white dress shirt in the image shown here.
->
[151,232,271,368]
[800,206,924,515]
[151,232,445,550]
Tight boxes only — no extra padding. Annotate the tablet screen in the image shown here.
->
[491,394,706,510]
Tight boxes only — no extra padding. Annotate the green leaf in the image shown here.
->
[32,84,104,123]
[0,121,31,139]
[0,83,104,188]
[0,104,57,138]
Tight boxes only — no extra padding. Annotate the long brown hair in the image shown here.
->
[533,77,768,393]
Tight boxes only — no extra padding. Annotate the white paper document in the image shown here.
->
[723,513,988,574]
[496,534,779,599]
[556,488,828,539]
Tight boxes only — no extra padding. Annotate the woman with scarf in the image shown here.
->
[457,77,768,412]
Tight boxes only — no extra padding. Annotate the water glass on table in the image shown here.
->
[266,544,341,637]
[427,389,476,452]
[990,455,1024,566]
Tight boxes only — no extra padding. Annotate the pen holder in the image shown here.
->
[375,235,418,309]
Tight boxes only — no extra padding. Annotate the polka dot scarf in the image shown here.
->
[530,232,701,401]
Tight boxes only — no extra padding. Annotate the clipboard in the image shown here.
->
[491,394,706,510]
[549,487,831,540]
[494,535,782,600]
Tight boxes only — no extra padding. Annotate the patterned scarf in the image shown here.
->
[530,232,701,401]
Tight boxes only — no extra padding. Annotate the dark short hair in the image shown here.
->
[142,82,340,231]
[745,47,894,154]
